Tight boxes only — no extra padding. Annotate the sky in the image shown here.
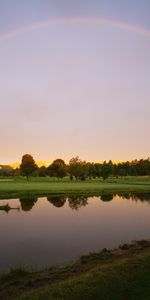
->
[0,0,150,164]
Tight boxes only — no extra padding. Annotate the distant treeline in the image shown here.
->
[0,155,150,180]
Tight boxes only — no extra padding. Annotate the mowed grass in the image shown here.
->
[0,176,150,196]
[1,241,150,300]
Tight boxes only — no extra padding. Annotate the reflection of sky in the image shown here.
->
[0,194,150,271]
[0,0,150,163]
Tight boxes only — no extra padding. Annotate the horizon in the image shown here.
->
[0,155,150,169]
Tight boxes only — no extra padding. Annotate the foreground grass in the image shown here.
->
[0,176,150,199]
[1,241,150,300]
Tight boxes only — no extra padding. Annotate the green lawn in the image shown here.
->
[0,176,150,198]
[1,241,150,300]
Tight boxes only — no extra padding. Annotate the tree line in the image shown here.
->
[1,154,150,180]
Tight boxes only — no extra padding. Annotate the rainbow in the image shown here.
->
[0,17,150,42]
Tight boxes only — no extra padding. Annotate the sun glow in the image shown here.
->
[10,161,52,169]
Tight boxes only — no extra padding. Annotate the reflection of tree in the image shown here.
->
[68,195,88,210]
[117,192,150,203]
[117,192,131,200]
[0,204,20,213]
[47,196,66,208]
[19,196,37,211]
[130,193,150,203]
[101,194,113,202]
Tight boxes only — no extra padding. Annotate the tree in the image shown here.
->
[48,159,66,179]
[0,165,14,177]
[68,156,87,180]
[93,163,102,178]
[37,166,48,177]
[101,161,113,181]
[20,154,37,181]
[118,168,127,177]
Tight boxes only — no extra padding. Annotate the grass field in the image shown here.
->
[1,240,150,300]
[0,176,150,198]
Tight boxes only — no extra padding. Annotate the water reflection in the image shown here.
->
[131,193,150,202]
[47,196,66,208]
[1,192,150,271]
[68,195,88,210]
[0,204,20,213]
[47,192,150,210]
[118,192,150,203]
[1,192,150,213]
[19,195,37,211]
[101,194,113,202]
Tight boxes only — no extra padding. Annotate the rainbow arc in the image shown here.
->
[0,17,150,42]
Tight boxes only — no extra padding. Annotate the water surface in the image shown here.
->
[0,193,150,271]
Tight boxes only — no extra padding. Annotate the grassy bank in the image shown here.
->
[1,240,150,300]
[0,176,150,198]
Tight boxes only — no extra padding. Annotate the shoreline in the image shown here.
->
[0,188,150,201]
[1,240,150,299]
[0,177,150,199]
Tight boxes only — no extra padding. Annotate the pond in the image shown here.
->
[0,192,150,272]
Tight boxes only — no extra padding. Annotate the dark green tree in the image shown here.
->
[101,161,113,181]
[118,168,127,177]
[68,156,87,180]
[94,163,102,178]
[48,159,66,179]
[0,165,14,177]
[20,154,37,181]
[37,166,48,177]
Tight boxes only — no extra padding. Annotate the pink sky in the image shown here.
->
[0,0,150,164]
